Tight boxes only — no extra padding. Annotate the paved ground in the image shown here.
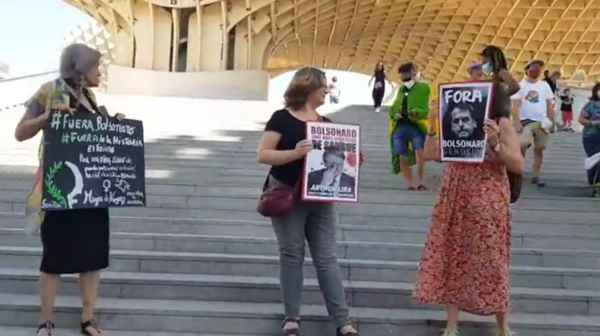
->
[0,99,598,335]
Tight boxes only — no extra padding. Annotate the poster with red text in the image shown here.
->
[302,122,360,203]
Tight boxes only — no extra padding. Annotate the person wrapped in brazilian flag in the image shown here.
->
[388,62,432,190]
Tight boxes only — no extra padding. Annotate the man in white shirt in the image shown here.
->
[511,60,556,186]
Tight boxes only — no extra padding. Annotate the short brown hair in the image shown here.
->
[284,67,326,109]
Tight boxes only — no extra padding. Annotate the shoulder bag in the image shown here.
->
[257,175,300,218]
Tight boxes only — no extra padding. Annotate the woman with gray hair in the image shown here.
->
[14,43,124,336]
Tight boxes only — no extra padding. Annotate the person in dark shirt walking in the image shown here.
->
[368,61,393,113]
[543,70,560,94]
[559,88,574,131]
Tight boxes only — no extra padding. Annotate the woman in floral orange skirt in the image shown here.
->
[413,76,523,335]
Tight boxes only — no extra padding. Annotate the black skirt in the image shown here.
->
[40,208,110,274]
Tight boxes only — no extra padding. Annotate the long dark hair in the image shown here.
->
[481,45,508,72]
[591,83,600,102]
[489,81,511,120]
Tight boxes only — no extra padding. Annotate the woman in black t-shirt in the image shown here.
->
[257,67,361,336]
[368,61,392,113]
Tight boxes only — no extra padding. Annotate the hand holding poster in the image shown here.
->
[41,111,146,210]
[438,81,493,162]
[302,122,360,203]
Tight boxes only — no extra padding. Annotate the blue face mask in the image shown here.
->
[482,63,494,74]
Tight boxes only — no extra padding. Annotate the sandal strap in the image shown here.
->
[36,321,55,334]
[283,317,300,324]
[81,319,100,334]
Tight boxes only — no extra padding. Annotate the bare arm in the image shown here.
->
[496,70,520,96]
[368,76,374,86]
[14,102,48,142]
[424,112,441,162]
[511,100,522,121]
[496,118,524,174]
[546,99,555,120]
[257,131,302,166]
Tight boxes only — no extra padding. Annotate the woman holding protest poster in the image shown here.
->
[413,76,524,336]
[257,67,362,336]
[579,83,600,197]
[14,44,124,336]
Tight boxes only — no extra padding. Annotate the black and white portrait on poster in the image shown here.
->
[438,81,493,163]
[302,122,360,203]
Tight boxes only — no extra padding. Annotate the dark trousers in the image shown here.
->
[372,88,384,108]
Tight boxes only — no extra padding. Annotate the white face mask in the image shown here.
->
[404,80,414,88]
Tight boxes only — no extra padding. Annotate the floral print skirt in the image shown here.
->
[413,162,511,316]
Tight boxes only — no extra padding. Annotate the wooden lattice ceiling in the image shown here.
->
[268,0,600,88]
[62,0,600,88]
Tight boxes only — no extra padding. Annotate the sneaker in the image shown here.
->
[375,107,381,113]
[441,329,459,336]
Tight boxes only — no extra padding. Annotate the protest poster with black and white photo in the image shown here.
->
[302,122,360,203]
[438,81,493,163]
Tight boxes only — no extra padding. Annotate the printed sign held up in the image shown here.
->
[41,111,146,210]
[302,122,360,203]
[438,81,493,163]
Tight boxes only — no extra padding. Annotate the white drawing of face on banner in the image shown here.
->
[64,161,84,208]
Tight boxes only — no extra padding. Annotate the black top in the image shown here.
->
[560,95,573,111]
[544,77,557,94]
[374,71,385,85]
[398,86,418,128]
[264,109,332,186]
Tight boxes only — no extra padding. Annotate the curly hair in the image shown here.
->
[481,45,508,73]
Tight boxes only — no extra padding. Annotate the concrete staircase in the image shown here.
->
[0,100,599,335]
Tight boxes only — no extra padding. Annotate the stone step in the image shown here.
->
[1,174,596,205]
[0,293,597,335]
[0,327,242,336]
[0,268,598,315]
[0,164,588,190]
[2,212,600,242]
[0,184,597,211]
[3,228,600,268]
[0,247,598,290]
[0,196,597,225]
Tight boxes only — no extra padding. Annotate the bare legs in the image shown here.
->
[37,271,104,336]
[399,156,413,188]
[79,271,105,335]
[445,305,459,331]
[398,150,427,189]
[444,304,510,335]
[39,273,60,330]
[532,148,544,180]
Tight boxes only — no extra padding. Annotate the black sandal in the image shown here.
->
[36,321,55,336]
[81,319,101,336]
[281,318,300,336]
